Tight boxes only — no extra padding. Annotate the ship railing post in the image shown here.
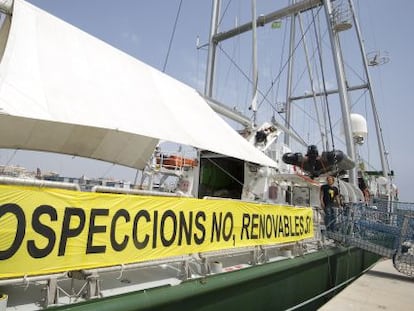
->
[179,260,191,280]
[260,246,269,263]
[251,247,259,265]
[251,245,267,264]
[199,255,210,275]
[295,242,305,257]
[41,277,59,308]
[69,270,101,300]
[313,207,325,246]
[86,270,100,299]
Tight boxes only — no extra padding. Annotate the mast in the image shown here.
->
[204,0,326,133]
[323,0,357,185]
[204,0,221,98]
[213,0,322,43]
[284,1,296,146]
[348,0,389,179]
[251,0,258,126]
[297,12,328,150]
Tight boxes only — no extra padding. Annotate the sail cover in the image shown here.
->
[0,0,277,169]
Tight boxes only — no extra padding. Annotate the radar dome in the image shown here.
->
[350,113,368,139]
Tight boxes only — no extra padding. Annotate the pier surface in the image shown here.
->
[319,258,414,310]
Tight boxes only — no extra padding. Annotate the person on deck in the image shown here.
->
[358,172,371,204]
[320,176,339,231]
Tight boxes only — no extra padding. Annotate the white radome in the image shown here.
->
[350,113,368,139]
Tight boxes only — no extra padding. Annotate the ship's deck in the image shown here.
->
[319,258,414,310]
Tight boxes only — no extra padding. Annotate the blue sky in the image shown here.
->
[2,0,413,201]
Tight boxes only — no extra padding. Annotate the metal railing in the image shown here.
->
[326,200,414,276]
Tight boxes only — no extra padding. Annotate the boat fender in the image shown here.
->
[210,261,223,274]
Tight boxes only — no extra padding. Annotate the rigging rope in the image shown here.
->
[273,15,289,118]
[311,5,342,195]
[213,0,323,146]
[257,6,323,111]
[215,5,322,142]
[218,0,233,28]
[5,149,18,166]
[311,10,334,153]
[352,0,391,174]
[216,37,306,143]
[162,0,183,73]
[254,6,325,144]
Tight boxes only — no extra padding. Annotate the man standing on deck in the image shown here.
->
[320,176,339,231]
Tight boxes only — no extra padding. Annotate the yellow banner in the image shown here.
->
[0,184,313,278]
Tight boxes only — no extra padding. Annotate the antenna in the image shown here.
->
[367,51,390,66]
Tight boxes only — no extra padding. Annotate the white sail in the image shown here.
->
[0,0,277,169]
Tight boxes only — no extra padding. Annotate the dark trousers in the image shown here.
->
[324,206,335,231]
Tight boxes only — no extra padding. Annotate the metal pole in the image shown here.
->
[297,11,327,150]
[213,0,322,43]
[348,0,389,179]
[323,0,357,185]
[202,95,252,127]
[251,0,258,126]
[284,2,296,146]
[290,83,368,100]
[204,0,221,98]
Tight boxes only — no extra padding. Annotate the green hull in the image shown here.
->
[51,247,380,311]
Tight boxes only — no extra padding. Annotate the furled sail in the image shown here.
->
[0,0,277,169]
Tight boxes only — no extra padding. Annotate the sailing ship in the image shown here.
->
[0,0,411,310]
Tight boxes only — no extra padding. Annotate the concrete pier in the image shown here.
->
[319,259,414,310]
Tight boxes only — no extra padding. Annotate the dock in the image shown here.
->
[319,258,414,310]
